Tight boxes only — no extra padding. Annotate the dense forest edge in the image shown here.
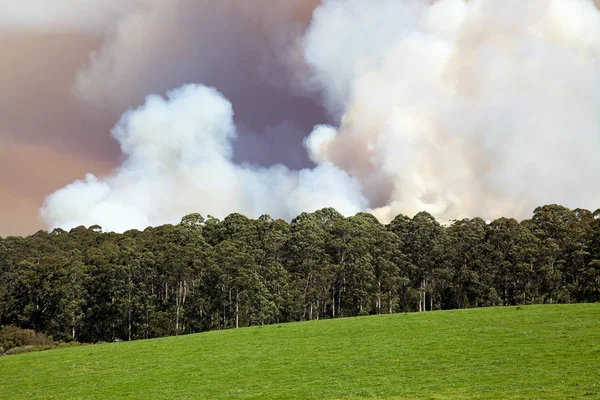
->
[1,204,599,346]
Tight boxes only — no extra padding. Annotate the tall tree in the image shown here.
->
[486,218,539,305]
[286,211,332,321]
[446,218,492,308]
[389,212,447,311]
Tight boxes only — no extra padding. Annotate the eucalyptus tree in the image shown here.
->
[584,210,600,301]
[528,205,590,303]
[286,211,332,320]
[253,215,291,324]
[354,213,403,314]
[1,203,599,344]
[486,218,539,305]
[446,218,491,308]
[389,212,447,312]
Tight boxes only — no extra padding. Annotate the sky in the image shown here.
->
[1,31,113,236]
[0,0,323,236]
[2,0,600,236]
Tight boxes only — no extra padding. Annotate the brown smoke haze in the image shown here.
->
[0,0,323,235]
[0,32,116,236]
[2,0,600,235]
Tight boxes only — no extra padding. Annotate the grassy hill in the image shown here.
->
[1,304,599,399]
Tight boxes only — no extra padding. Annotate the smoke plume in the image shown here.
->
[0,0,322,235]
[303,0,600,222]
[42,85,365,232]
[20,0,600,231]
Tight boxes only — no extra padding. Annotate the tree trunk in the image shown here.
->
[235,289,239,329]
[223,287,227,329]
[377,279,382,314]
[145,307,149,339]
[402,284,407,313]
[128,308,132,341]
[182,280,187,331]
[429,292,433,312]
[338,283,342,317]
[175,305,180,335]
[422,280,427,312]
[175,280,182,336]
[418,280,426,312]
[128,284,132,341]
[332,288,336,318]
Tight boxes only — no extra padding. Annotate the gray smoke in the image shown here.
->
[41,85,365,231]
[303,0,600,222]
[36,0,600,231]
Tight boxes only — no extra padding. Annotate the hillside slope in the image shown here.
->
[1,304,599,399]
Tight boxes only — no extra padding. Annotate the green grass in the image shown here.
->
[1,304,600,399]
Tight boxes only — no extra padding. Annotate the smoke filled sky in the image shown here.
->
[0,0,324,235]
[2,0,600,236]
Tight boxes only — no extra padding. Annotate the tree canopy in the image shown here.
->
[1,204,598,343]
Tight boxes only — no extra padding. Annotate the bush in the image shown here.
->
[56,341,81,348]
[0,326,54,353]
[4,345,54,356]
[0,327,91,356]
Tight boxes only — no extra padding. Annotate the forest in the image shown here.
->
[1,204,599,344]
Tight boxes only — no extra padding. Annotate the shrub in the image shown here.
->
[56,341,81,348]
[0,326,54,353]
[5,345,54,356]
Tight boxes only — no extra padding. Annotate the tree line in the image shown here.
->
[1,204,599,343]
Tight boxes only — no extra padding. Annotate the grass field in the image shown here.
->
[1,304,599,399]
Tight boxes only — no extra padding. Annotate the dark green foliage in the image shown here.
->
[0,204,599,343]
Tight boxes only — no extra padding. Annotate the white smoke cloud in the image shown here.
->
[41,85,366,232]
[40,0,600,231]
[0,0,145,34]
[303,0,600,222]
